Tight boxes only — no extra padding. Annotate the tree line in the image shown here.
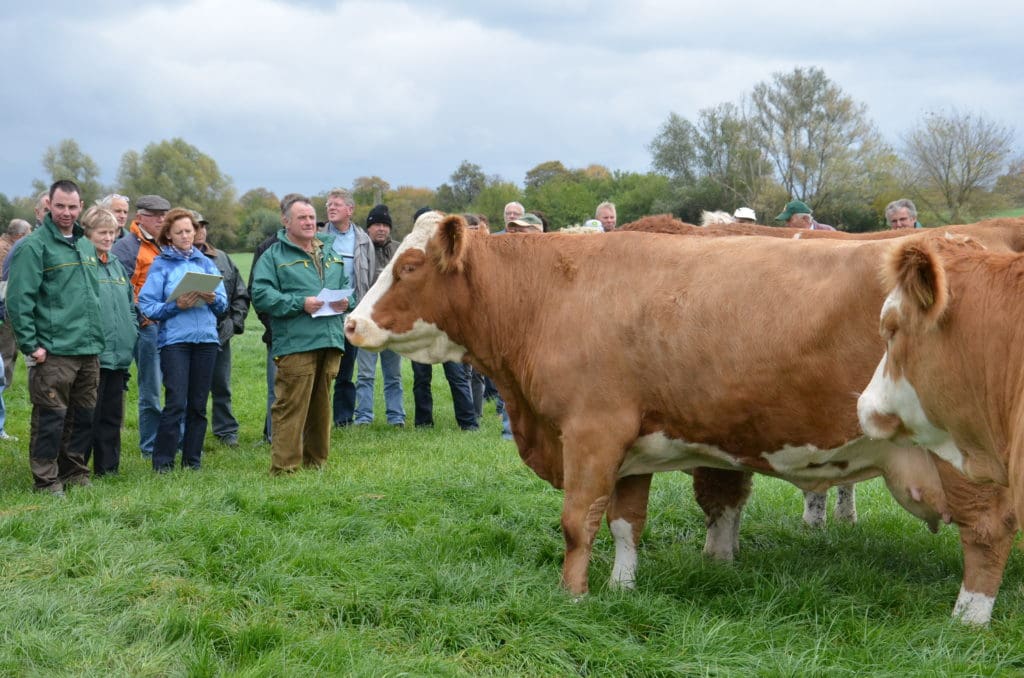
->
[2,67,1020,249]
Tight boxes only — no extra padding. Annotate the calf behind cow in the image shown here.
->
[346,213,1023,624]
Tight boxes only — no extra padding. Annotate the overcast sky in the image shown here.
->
[2,0,1021,201]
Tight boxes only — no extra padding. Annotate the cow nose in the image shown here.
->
[344,317,358,341]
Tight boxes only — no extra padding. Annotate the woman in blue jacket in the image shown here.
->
[139,208,227,472]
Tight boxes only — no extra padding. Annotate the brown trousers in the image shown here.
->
[270,348,341,474]
[28,354,99,490]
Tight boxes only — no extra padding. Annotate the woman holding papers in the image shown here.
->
[138,208,227,472]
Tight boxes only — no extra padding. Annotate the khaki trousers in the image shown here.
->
[270,348,341,474]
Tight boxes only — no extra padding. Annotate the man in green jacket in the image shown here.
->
[8,180,104,495]
[251,195,353,475]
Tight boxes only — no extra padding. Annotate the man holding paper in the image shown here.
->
[251,196,354,475]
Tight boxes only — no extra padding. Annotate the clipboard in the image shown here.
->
[167,272,222,302]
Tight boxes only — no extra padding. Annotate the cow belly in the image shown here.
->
[620,433,891,490]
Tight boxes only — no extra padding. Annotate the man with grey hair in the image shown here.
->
[884,198,921,230]
[319,188,372,427]
[95,194,131,238]
[503,201,525,227]
[595,201,617,231]
[33,191,49,228]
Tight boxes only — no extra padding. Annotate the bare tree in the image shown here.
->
[903,110,1014,222]
[748,67,885,213]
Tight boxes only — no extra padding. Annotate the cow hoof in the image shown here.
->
[608,576,636,591]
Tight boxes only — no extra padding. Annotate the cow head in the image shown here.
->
[345,211,471,364]
[857,236,1009,485]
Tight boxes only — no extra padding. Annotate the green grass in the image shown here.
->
[2,268,1024,675]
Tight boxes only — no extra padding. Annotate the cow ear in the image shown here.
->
[888,239,948,322]
[432,214,468,274]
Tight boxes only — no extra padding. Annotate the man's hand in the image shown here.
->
[31,347,47,364]
[329,298,350,313]
[303,296,325,315]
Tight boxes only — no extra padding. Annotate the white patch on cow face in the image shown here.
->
[953,585,995,625]
[608,518,637,590]
[858,355,959,465]
[345,211,466,363]
[379,318,467,364]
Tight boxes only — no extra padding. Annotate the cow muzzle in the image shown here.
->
[344,315,387,351]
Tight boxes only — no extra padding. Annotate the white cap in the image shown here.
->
[733,207,756,221]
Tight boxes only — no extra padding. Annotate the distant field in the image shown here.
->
[989,207,1024,218]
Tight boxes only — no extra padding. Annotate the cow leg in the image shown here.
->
[936,464,1017,625]
[693,467,752,561]
[802,490,828,527]
[606,473,652,590]
[834,483,858,523]
[559,421,638,595]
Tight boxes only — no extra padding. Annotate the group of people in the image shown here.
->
[0,183,925,493]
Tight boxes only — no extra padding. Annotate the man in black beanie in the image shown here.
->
[353,205,406,426]
[406,208,478,431]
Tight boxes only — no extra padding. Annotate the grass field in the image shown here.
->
[1,254,1024,675]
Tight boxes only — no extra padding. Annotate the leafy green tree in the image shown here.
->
[235,188,280,248]
[902,110,1015,223]
[524,161,572,192]
[525,175,600,230]
[993,156,1024,209]
[32,138,106,207]
[241,208,282,249]
[0,193,12,226]
[353,176,391,209]
[435,161,486,212]
[118,138,238,246]
[648,113,699,184]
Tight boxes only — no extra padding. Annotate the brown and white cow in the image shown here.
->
[345,212,962,601]
[858,234,1024,624]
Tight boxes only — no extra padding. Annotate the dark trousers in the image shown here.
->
[210,341,239,439]
[469,366,486,419]
[87,368,128,475]
[332,336,358,425]
[411,361,478,430]
[27,354,99,490]
[154,342,217,471]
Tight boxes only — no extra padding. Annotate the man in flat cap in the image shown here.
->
[111,193,171,458]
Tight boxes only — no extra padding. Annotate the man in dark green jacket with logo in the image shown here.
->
[251,195,354,475]
[8,180,104,495]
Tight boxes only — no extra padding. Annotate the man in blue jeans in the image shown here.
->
[111,194,171,457]
[353,205,405,426]
[319,188,372,427]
